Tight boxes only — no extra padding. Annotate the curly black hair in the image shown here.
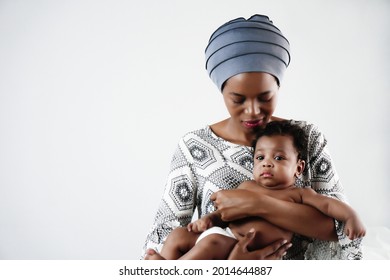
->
[252,121,308,161]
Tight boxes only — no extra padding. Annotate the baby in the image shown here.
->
[145,121,365,260]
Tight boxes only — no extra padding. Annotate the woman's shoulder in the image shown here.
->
[176,126,218,146]
[290,119,324,136]
[181,126,212,139]
[289,119,328,150]
[179,125,244,151]
[290,119,317,130]
[271,117,321,134]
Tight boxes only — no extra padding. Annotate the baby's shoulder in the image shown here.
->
[237,180,258,190]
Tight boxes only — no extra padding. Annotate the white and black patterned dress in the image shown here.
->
[142,120,363,259]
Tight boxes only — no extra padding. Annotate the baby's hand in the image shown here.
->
[344,216,366,240]
[187,215,213,233]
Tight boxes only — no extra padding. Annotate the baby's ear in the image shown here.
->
[295,159,305,176]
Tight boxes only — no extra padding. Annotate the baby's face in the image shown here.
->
[253,135,303,189]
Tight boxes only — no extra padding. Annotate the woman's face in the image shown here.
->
[222,72,279,132]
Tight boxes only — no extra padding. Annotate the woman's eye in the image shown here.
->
[232,98,245,104]
[258,97,272,103]
[258,93,273,103]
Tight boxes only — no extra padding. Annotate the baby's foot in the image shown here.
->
[144,249,166,260]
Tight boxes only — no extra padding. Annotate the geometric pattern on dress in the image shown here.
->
[341,238,363,260]
[305,124,327,163]
[154,199,176,225]
[150,221,175,245]
[230,148,254,173]
[197,126,232,153]
[145,199,181,254]
[204,188,217,215]
[208,165,251,190]
[336,220,363,259]
[329,181,346,201]
[168,174,195,211]
[311,153,334,183]
[170,144,189,171]
[285,234,311,260]
[186,138,217,169]
[195,174,207,195]
[314,181,346,202]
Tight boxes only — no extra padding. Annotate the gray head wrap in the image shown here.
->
[205,14,290,91]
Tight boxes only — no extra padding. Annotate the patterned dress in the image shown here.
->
[142,120,363,259]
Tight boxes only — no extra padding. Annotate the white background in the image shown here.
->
[0,0,389,259]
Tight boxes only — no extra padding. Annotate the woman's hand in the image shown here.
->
[228,229,292,260]
[212,188,337,241]
[211,189,260,221]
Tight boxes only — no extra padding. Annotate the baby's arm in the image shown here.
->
[188,184,258,233]
[187,211,228,233]
[299,188,366,240]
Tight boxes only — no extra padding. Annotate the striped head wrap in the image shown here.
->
[205,14,290,91]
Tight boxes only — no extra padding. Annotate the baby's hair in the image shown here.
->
[252,121,308,161]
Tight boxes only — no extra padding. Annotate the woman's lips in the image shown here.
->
[242,120,262,128]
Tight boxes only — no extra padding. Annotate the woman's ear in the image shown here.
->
[295,159,305,176]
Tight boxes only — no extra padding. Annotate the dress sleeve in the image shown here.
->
[301,123,363,260]
[141,137,197,258]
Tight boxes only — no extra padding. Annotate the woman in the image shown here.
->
[142,14,363,259]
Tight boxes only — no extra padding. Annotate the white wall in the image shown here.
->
[0,0,389,259]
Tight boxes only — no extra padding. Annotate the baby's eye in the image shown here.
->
[256,155,264,161]
[274,156,284,160]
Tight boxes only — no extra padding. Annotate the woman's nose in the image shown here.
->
[244,100,260,115]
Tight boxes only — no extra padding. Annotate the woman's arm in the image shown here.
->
[299,188,366,239]
[259,193,338,241]
[211,189,338,241]
[142,139,197,256]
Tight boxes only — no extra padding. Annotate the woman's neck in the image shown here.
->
[210,116,287,147]
[210,118,256,146]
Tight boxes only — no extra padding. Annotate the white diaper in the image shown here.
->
[195,226,237,244]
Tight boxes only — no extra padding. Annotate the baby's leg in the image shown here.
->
[160,227,200,260]
[144,248,166,260]
[179,233,237,260]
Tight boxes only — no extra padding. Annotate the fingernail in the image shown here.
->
[247,229,255,237]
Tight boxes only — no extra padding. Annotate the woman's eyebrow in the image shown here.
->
[229,90,272,96]
[228,92,244,97]
[258,90,272,96]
